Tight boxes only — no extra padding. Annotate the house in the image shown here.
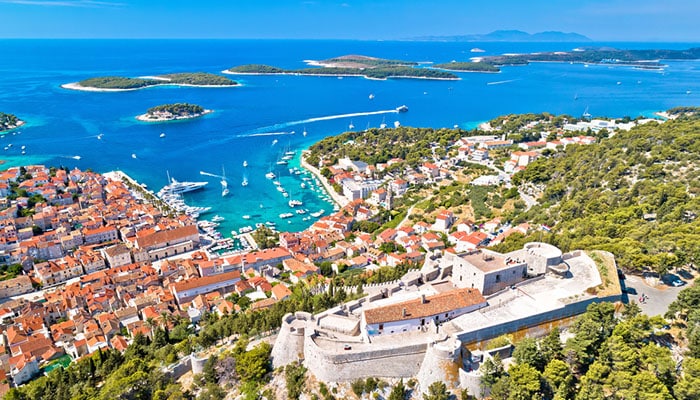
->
[447,249,528,295]
[0,275,33,299]
[361,288,487,337]
[170,270,241,304]
[431,210,455,232]
[102,244,132,268]
[271,283,292,301]
[135,225,200,261]
[448,231,488,252]
[389,179,408,196]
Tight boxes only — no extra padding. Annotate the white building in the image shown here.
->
[361,288,487,337]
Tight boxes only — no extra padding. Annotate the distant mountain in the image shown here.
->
[411,30,592,42]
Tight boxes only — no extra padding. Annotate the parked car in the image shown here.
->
[677,269,694,280]
[661,274,686,287]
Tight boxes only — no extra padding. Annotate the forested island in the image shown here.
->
[478,47,700,69]
[432,61,500,73]
[225,54,459,80]
[0,112,24,132]
[62,72,238,91]
[136,103,211,122]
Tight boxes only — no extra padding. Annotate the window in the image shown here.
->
[379,324,384,330]
[496,274,501,283]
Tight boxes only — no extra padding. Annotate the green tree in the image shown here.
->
[235,342,271,383]
[512,336,546,371]
[423,381,450,400]
[388,379,406,400]
[506,363,542,400]
[285,362,307,400]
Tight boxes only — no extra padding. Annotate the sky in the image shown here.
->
[0,0,698,41]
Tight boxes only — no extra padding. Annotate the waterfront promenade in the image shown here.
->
[300,151,350,208]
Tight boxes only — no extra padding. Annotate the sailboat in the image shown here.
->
[379,117,387,129]
[221,166,229,197]
[348,121,355,130]
[582,106,592,120]
[243,160,248,168]
[302,127,307,137]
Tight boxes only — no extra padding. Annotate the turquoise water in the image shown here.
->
[0,39,698,234]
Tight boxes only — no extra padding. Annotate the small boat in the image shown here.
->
[302,127,307,137]
[272,139,278,146]
[394,121,401,128]
[310,210,325,218]
[273,180,281,186]
[687,90,692,95]
[131,153,137,159]
[300,182,306,189]
[72,155,81,160]
[221,166,229,197]
[242,215,251,220]
[21,150,26,155]
[160,132,166,138]
[617,81,621,85]
[20,145,26,150]
[276,159,288,165]
[212,215,225,222]
[396,105,409,113]
[241,177,248,187]
[265,171,276,179]
[349,121,355,130]
[369,93,375,100]
[288,199,303,207]
[279,213,294,219]
[222,187,229,197]
[243,160,248,167]
[97,133,103,140]
[296,209,307,215]
[282,192,289,197]
[3,147,7,151]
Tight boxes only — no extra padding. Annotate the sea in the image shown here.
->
[0,39,698,235]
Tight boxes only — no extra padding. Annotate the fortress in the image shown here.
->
[270,243,622,396]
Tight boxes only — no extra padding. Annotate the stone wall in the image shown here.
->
[417,336,463,394]
[271,312,312,369]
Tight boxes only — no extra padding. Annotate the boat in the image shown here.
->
[302,129,307,137]
[273,180,281,186]
[396,105,409,113]
[243,160,248,167]
[72,155,81,160]
[349,121,355,130]
[241,177,248,187]
[222,187,229,197]
[379,120,387,130]
[470,48,485,53]
[394,121,401,128]
[687,90,692,95]
[582,106,592,120]
[20,145,26,150]
[272,139,278,146]
[265,171,276,179]
[288,199,303,207]
[617,81,622,85]
[242,215,251,220]
[296,209,306,215]
[239,226,253,234]
[279,213,294,219]
[282,192,289,198]
[97,133,103,140]
[369,93,375,100]
[310,210,325,218]
[131,153,137,159]
[212,215,225,222]
[160,132,166,138]
[158,171,208,196]
[276,159,288,165]
[277,186,286,193]
[300,182,306,189]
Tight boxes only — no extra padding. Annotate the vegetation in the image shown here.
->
[0,263,24,281]
[76,72,237,89]
[146,103,206,117]
[226,54,459,80]
[432,61,501,72]
[481,302,688,400]
[480,47,700,69]
[495,113,700,273]
[0,112,23,131]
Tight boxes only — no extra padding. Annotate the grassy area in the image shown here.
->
[587,250,623,298]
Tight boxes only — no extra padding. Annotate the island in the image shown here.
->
[412,29,592,42]
[0,112,24,132]
[479,46,700,69]
[136,103,212,122]
[62,72,238,92]
[431,61,500,73]
[225,54,460,80]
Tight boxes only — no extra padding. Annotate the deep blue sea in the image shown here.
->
[0,39,698,234]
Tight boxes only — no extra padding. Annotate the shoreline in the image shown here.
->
[299,151,350,208]
[221,69,459,81]
[61,82,240,92]
[0,119,25,133]
[428,66,501,74]
[135,109,213,122]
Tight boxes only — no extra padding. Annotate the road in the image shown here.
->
[621,274,690,317]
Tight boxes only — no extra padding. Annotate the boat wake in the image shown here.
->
[238,109,399,138]
[487,79,518,86]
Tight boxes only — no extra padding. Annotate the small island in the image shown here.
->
[136,103,212,122]
[0,112,24,132]
[62,72,238,92]
[225,55,460,80]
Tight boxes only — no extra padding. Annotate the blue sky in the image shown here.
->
[0,0,698,41]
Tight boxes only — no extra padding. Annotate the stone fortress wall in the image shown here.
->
[270,244,622,396]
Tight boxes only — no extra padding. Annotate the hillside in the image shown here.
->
[496,109,700,273]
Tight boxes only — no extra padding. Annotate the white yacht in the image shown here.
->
[212,215,225,222]
[243,160,248,167]
[265,171,276,179]
[369,93,375,100]
[158,172,208,197]
[394,121,401,128]
[288,199,303,207]
[160,132,166,138]
[241,177,248,187]
[349,121,355,130]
